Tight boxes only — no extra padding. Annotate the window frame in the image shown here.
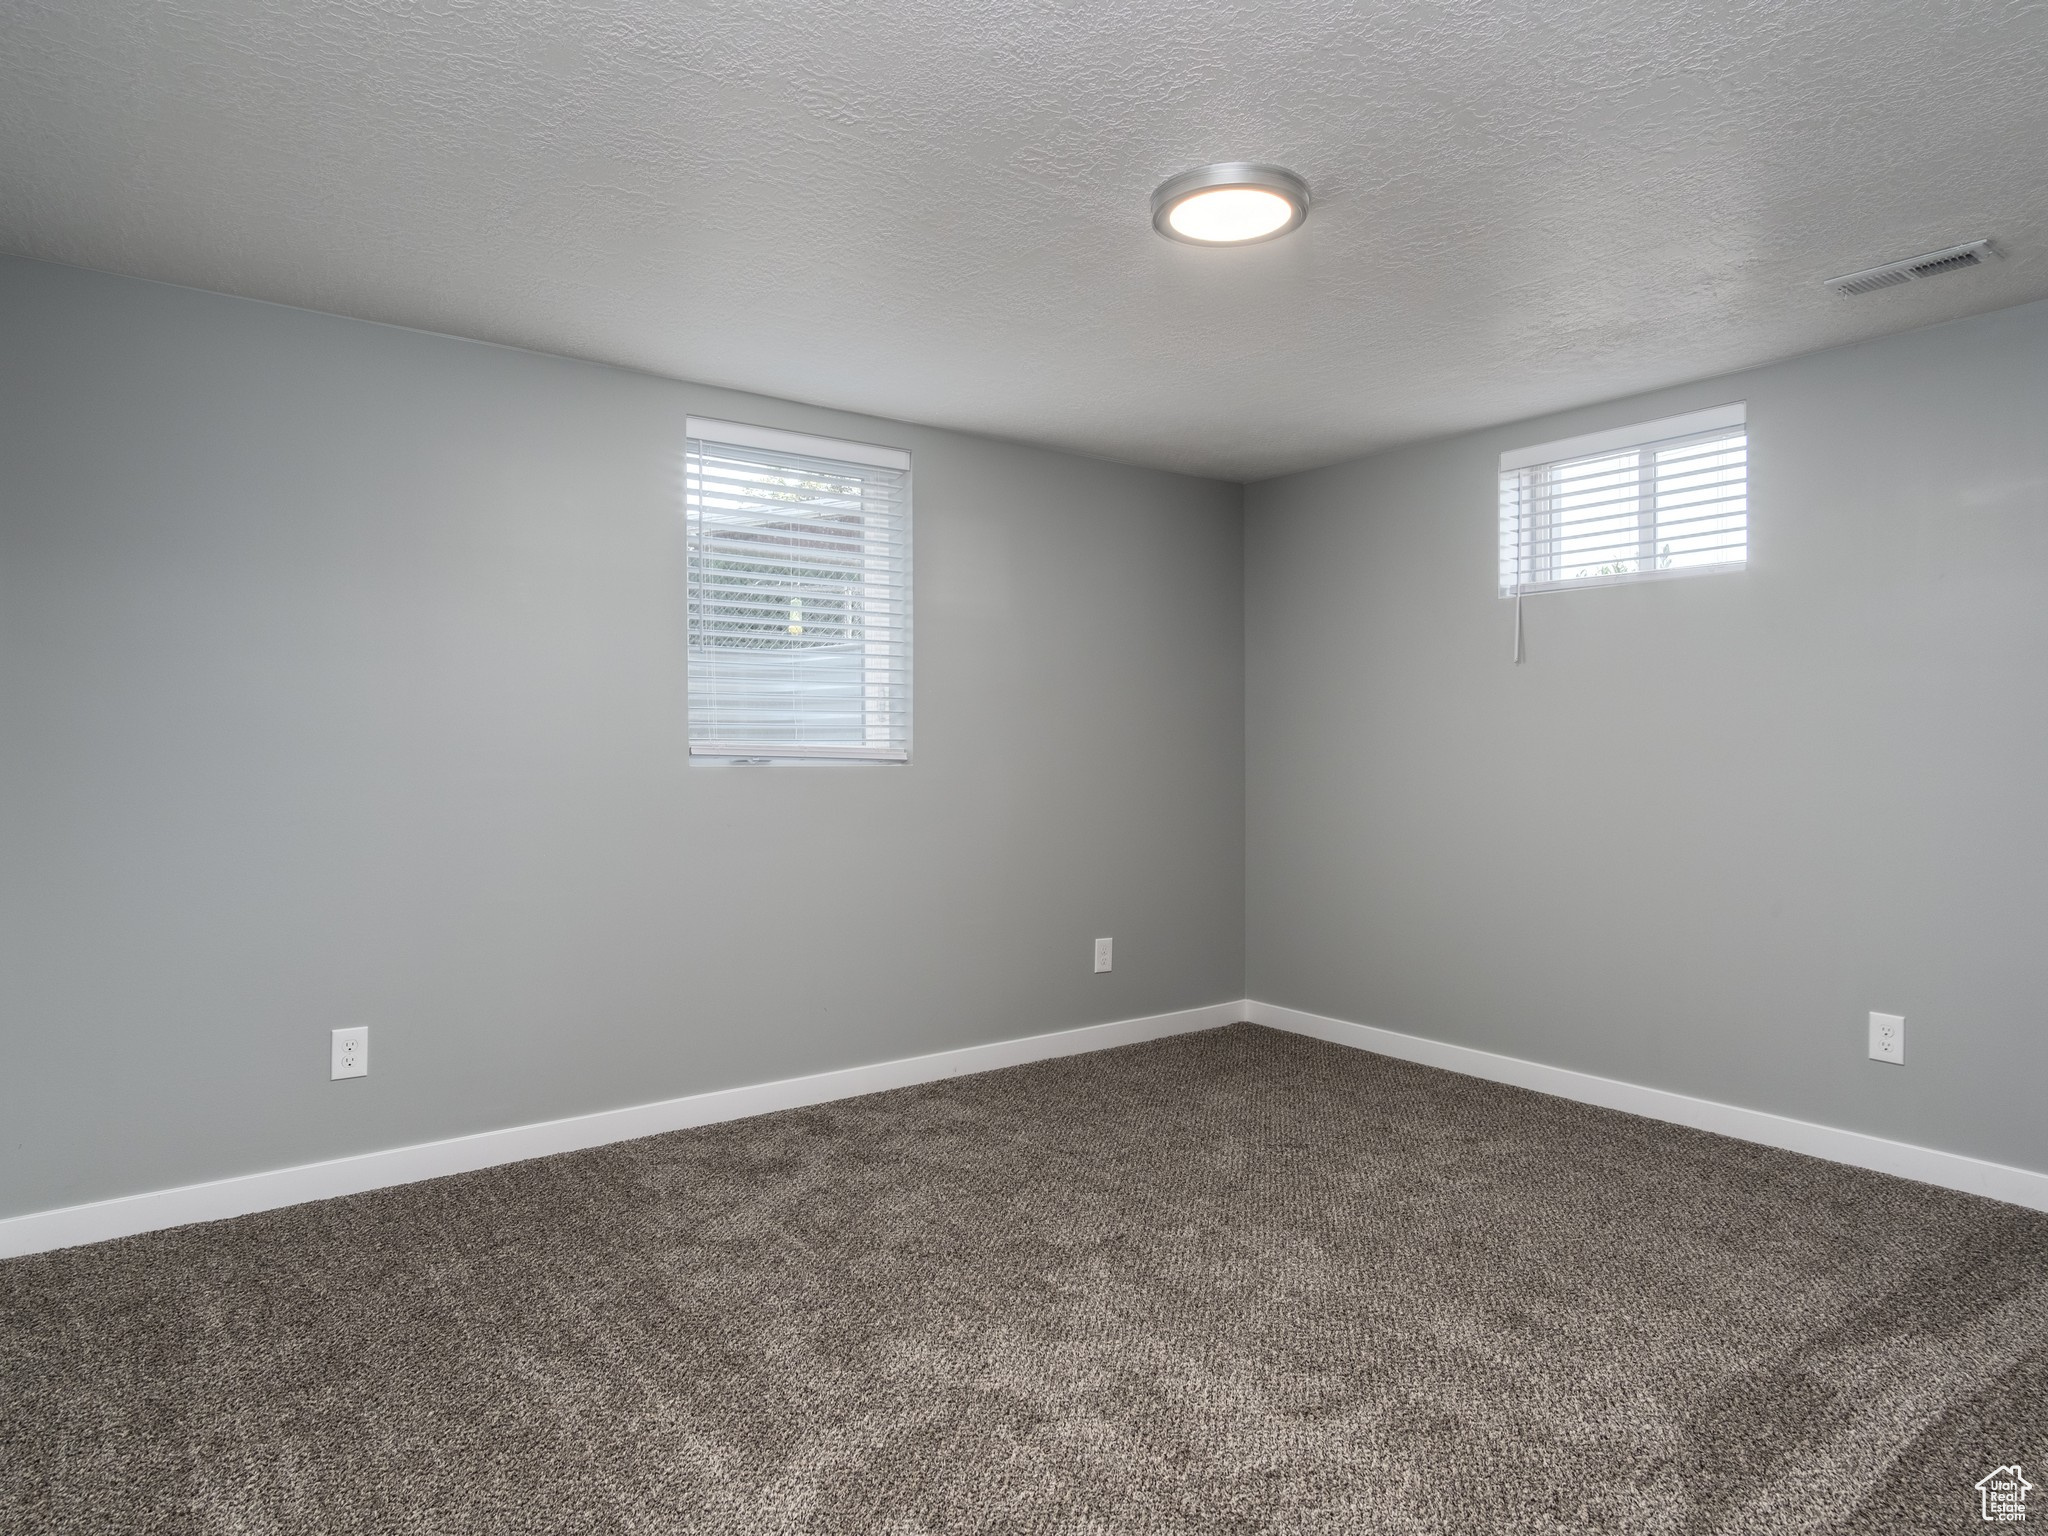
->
[1499,403,1748,598]
[684,417,913,766]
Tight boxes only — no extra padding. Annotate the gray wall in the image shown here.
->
[1247,298,2048,1175]
[12,250,2044,1220]
[0,257,1246,1219]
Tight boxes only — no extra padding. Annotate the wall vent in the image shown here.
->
[1825,239,1997,297]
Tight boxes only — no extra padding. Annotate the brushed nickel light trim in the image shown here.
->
[1151,163,1310,246]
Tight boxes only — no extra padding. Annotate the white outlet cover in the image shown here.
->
[331,1025,369,1080]
[1093,937,1113,973]
[1868,1012,1904,1065]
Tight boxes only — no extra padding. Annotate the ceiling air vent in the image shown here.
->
[1825,239,1997,297]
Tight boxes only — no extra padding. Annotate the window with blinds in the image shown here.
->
[685,418,911,762]
[1500,403,1747,597]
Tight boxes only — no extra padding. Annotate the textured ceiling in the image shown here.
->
[3,0,2045,480]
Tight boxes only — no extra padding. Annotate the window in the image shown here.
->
[685,418,911,762]
[1499,403,1747,597]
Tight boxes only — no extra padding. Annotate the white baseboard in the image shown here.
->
[1247,999,2048,1215]
[12,995,2042,1260]
[0,1000,1248,1260]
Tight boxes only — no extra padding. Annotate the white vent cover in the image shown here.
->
[1825,239,1997,297]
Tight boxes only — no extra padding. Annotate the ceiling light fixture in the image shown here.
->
[1151,163,1310,246]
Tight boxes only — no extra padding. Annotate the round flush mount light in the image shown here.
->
[1151,163,1310,246]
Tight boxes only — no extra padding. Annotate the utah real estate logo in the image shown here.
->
[1978,1465,2034,1524]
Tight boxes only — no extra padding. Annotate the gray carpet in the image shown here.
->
[4,1023,2045,1534]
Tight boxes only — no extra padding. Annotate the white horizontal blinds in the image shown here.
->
[685,419,911,761]
[1500,404,1747,597]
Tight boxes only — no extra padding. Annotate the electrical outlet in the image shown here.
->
[331,1026,369,1080]
[1868,1012,1903,1065]
[1093,937,1113,973]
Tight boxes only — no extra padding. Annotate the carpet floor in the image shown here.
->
[4,1023,2045,1534]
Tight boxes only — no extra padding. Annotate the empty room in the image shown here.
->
[3,1,2045,1531]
